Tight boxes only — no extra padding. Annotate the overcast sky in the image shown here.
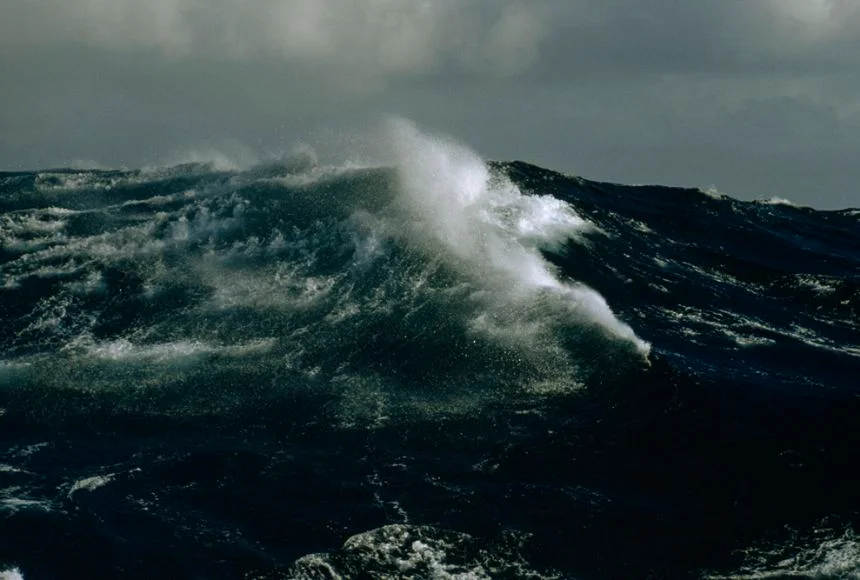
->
[2,0,859,207]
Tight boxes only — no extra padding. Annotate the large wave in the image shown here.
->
[0,120,648,429]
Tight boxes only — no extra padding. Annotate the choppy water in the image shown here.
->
[1,121,858,578]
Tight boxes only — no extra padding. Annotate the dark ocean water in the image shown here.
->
[1,122,858,579]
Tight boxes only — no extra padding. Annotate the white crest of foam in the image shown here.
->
[387,118,648,355]
[700,186,729,200]
[292,524,555,580]
[794,274,835,295]
[756,196,797,207]
[0,568,24,580]
[0,464,27,474]
[68,473,116,495]
[341,525,490,579]
[0,486,52,515]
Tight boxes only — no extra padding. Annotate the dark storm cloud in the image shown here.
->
[1,0,859,207]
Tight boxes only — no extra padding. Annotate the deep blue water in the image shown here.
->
[1,125,858,579]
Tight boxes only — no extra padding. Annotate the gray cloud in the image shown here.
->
[1,0,859,207]
[1,0,546,80]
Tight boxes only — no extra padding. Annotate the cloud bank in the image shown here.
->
[2,0,547,80]
[2,0,859,207]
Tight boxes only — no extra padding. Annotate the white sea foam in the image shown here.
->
[704,528,860,580]
[119,189,199,209]
[0,486,51,514]
[10,443,49,458]
[68,473,116,495]
[34,171,126,193]
[0,211,70,257]
[0,568,24,580]
[297,526,494,580]
[0,190,243,297]
[700,186,729,200]
[787,323,860,359]
[80,337,276,362]
[656,303,860,357]
[0,212,67,236]
[0,497,50,512]
[656,306,775,348]
[756,196,798,207]
[290,524,560,580]
[794,274,836,295]
[386,118,649,357]
[0,464,27,474]
[207,260,341,312]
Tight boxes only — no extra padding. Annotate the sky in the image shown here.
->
[1,0,859,208]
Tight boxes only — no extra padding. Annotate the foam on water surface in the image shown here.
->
[290,524,560,580]
[387,118,649,355]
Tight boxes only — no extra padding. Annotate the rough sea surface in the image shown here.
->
[1,122,859,579]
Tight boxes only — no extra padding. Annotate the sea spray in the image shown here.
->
[386,117,649,355]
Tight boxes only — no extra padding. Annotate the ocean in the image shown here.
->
[1,121,858,579]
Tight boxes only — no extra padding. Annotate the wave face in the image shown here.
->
[1,122,858,578]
